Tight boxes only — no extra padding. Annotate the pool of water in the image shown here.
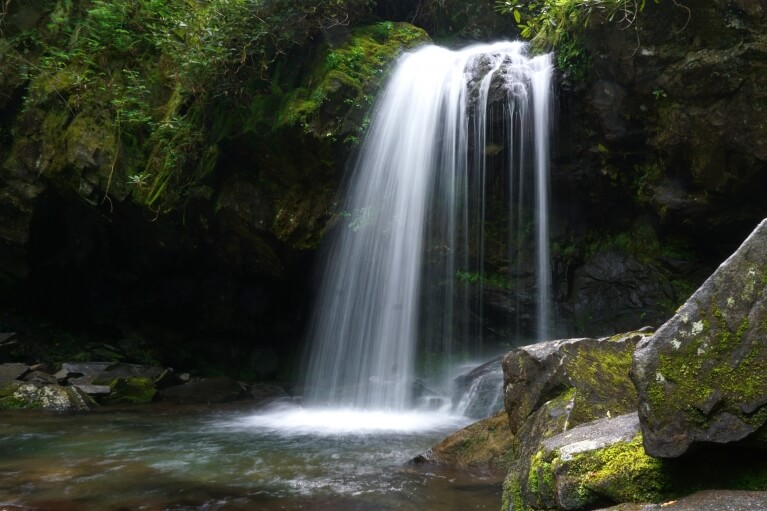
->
[0,402,503,511]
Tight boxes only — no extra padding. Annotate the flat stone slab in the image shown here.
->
[543,412,640,461]
[0,363,29,383]
[596,490,767,511]
[73,384,111,396]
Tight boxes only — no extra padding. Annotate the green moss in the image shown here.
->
[275,22,428,136]
[106,377,156,404]
[650,295,767,426]
[564,435,670,504]
[0,383,31,410]
[502,475,531,511]
[528,449,556,501]
[565,342,638,425]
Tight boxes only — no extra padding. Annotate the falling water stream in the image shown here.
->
[0,42,552,511]
[304,41,553,412]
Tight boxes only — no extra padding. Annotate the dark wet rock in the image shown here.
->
[247,383,289,404]
[596,490,767,511]
[632,218,767,457]
[0,362,30,383]
[156,376,248,404]
[0,381,96,411]
[154,367,184,389]
[563,251,677,337]
[411,411,513,476]
[22,370,59,385]
[452,357,505,420]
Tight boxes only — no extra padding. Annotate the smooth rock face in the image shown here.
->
[632,218,767,457]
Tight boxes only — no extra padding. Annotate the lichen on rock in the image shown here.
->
[632,218,767,458]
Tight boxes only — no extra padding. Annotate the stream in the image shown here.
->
[0,402,503,511]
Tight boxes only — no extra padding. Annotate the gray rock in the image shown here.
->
[55,362,112,384]
[22,370,59,385]
[0,363,29,383]
[632,218,767,457]
[543,412,641,457]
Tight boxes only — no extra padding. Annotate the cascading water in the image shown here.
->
[304,41,553,413]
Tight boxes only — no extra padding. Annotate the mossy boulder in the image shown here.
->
[0,381,96,411]
[526,413,669,510]
[105,377,157,404]
[500,333,649,510]
[503,331,649,435]
[632,218,767,457]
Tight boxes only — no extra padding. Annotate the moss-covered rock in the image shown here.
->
[105,377,156,404]
[0,381,96,411]
[532,413,670,509]
[632,218,767,458]
[501,333,649,509]
[503,332,648,434]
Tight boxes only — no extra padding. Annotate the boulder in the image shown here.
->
[498,333,649,510]
[632,218,767,457]
[503,331,649,434]
[104,377,156,404]
[22,370,59,385]
[156,376,248,404]
[0,382,96,411]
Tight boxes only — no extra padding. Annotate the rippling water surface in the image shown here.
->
[0,403,502,511]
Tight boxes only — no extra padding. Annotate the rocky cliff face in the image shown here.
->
[1,0,765,376]
[546,0,767,336]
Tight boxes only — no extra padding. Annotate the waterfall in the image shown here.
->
[304,42,553,411]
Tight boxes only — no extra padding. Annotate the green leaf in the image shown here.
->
[513,9,522,23]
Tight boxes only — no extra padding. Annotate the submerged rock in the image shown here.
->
[632,218,767,457]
